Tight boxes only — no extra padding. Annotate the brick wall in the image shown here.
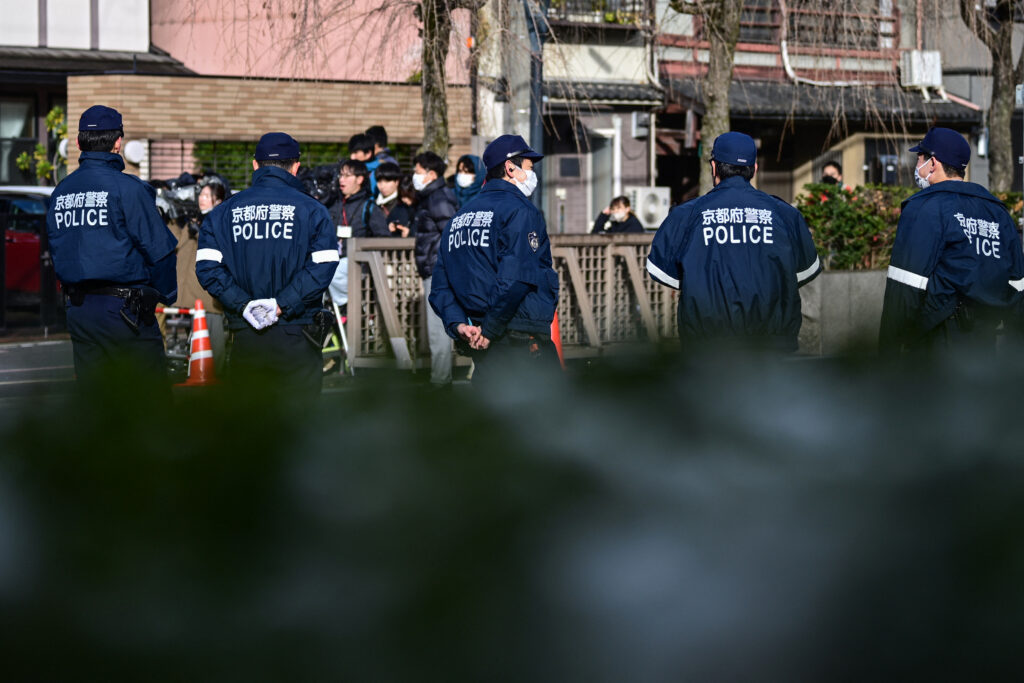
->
[66,74,472,172]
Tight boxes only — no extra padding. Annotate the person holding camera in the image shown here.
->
[172,181,228,371]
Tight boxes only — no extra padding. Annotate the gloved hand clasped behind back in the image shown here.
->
[243,298,279,330]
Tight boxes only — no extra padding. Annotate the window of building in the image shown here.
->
[1,97,37,184]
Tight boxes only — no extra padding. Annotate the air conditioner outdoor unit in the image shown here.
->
[625,185,671,229]
[900,50,943,88]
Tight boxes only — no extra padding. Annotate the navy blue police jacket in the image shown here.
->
[196,166,339,329]
[46,151,178,303]
[646,175,821,349]
[879,180,1024,352]
[429,180,559,340]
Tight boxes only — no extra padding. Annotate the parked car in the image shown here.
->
[1,186,55,306]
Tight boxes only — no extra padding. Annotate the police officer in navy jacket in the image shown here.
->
[428,134,560,383]
[196,132,339,393]
[647,131,821,351]
[879,127,1024,354]
[47,105,178,386]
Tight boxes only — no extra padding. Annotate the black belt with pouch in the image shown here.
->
[66,282,160,334]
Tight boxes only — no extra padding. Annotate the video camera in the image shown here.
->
[151,172,230,236]
[299,163,340,206]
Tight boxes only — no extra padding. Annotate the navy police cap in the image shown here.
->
[711,132,757,167]
[482,134,543,171]
[254,132,301,161]
[909,127,970,171]
[79,105,123,132]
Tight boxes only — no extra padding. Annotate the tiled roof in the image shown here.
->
[665,78,983,124]
[544,80,664,104]
[0,45,193,76]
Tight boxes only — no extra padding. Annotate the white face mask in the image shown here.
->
[610,210,627,222]
[914,157,933,190]
[456,173,476,188]
[412,172,428,191]
[512,168,538,197]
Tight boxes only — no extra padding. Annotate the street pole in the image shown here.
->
[524,0,549,211]
[1017,84,1023,229]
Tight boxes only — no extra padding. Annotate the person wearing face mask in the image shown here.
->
[428,135,560,385]
[373,162,404,226]
[820,161,844,187]
[592,195,644,234]
[453,154,486,209]
[879,127,1024,354]
[647,132,821,352]
[173,180,228,371]
[412,151,459,387]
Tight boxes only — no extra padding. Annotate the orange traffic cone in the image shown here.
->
[177,299,217,386]
[551,311,566,370]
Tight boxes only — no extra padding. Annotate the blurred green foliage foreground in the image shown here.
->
[3,349,1024,681]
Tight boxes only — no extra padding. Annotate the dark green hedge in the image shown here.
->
[192,140,422,189]
[798,183,1024,271]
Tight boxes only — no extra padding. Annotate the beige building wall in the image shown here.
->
[793,134,873,193]
[66,74,473,172]
[792,132,974,198]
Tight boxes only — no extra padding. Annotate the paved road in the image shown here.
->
[0,338,465,406]
[0,339,75,402]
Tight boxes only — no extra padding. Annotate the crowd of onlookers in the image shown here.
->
[163,123,649,381]
[162,124,493,382]
[314,124,489,386]
[309,125,487,241]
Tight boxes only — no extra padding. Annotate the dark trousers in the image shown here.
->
[66,294,167,388]
[229,324,322,395]
[470,331,562,386]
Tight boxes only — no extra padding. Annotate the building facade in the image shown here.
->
[1,0,476,185]
[654,0,1022,202]
[0,0,189,184]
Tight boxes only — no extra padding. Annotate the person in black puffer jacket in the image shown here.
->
[412,151,458,386]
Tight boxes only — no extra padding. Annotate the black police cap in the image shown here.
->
[79,105,123,132]
[254,132,301,161]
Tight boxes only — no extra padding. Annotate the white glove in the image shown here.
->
[243,298,279,330]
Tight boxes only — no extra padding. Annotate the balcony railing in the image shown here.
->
[548,0,649,27]
[701,0,899,53]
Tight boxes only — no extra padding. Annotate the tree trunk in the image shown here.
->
[960,0,1024,192]
[420,0,452,156]
[986,20,1017,192]
[699,0,743,195]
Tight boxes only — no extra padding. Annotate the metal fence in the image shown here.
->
[346,234,676,369]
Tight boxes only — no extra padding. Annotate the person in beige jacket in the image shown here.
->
[173,182,227,371]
